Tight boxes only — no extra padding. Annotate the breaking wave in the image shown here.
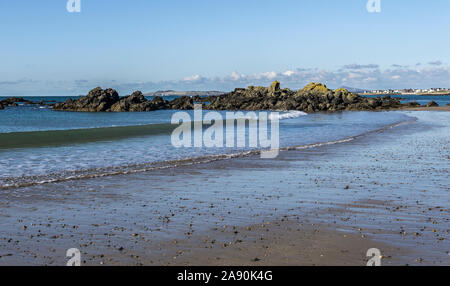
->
[269,110,308,120]
[0,117,416,190]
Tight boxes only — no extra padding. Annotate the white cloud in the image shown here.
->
[228,71,245,81]
[3,64,450,96]
[282,70,295,77]
[428,60,442,66]
[348,72,363,79]
[343,64,379,70]
[363,77,377,83]
[254,71,278,80]
[183,74,202,81]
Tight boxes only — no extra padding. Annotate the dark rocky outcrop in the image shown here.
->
[0,97,57,110]
[53,88,172,112]
[111,92,170,112]
[0,97,45,109]
[168,96,194,110]
[404,101,420,107]
[148,96,170,110]
[204,82,403,112]
[53,87,119,112]
[51,82,420,113]
[110,91,147,112]
[1,97,34,106]
[426,101,439,107]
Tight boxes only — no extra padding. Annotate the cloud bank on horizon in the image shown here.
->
[1,62,450,96]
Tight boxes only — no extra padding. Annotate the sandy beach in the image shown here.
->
[0,110,448,266]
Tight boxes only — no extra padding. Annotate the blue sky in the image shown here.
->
[1,0,450,96]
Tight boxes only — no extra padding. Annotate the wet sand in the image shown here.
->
[109,219,410,266]
[0,111,449,266]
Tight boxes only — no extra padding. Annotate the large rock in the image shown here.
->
[405,101,420,107]
[335,88,360,103]
[268,81,281,96]
[245,86,269,97]
[110,91,147,112]
[296,82,331,97]
[54,87,119,112]
[150,96,169,109]
[169,96,194,110]
[53,88,174,112]
[426,101,439,107]
[135,96,170,112]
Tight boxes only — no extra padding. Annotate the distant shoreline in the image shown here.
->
[144,90,226,97]
[359,92,450,96]
[401,92,450,96]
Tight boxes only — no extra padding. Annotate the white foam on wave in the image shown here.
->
[269,110,308,120]
[0,116,416,191]
[294,137,355,150]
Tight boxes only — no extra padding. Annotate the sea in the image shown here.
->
[1,95,449,190]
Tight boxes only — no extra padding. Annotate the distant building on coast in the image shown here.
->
[360,87,450,95]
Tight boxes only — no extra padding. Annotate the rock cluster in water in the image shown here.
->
[53,88,173,112]
[51,81,424,112]
[201,82,409,112]
[53,87,193,112]
[0,97,48,110]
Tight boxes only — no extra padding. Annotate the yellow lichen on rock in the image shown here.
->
[269,81,281,93]
[302,82,330,93]
[334,88,350,94]
[295,82,332,97]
